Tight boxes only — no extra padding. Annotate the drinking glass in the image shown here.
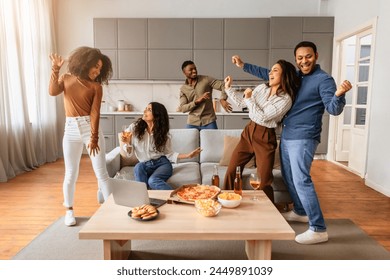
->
[121,125,133,157]
[249,173,261,200]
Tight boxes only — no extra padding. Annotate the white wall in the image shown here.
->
[327,0,390,196]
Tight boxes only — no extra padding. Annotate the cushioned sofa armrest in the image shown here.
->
[105,147,121,177]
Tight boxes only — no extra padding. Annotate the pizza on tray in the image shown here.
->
[176,184,220,202]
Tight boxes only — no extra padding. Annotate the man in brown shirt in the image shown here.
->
[178,61,232,129]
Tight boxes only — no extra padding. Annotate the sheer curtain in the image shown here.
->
[0,0,59,182]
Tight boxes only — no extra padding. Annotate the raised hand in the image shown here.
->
[49,53,65,69]
[232,55,244,68]
[335,80,352,97]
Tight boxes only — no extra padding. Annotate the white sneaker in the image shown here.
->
[282,210,309,223]
[295,229,328,245]
[97,189,104,204]
[64,210,76,226]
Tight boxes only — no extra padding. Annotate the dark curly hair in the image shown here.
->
[133,102,170,153]
[67,46,113,84]
[267,59,300,103]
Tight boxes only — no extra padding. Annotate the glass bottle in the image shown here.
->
[211,164,220,187]
[234,166,242,196]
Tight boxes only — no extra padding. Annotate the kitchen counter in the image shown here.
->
[101,111,248,116]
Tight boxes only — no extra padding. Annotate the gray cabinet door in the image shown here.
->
[100,50,118,79]
[224,18,269,49]
[223,115,251,129]
[118,18,147,49]
[148,19,193,49]
[169,115,188,129]
[148,50,192,80]
[270,17,303,48]
[194,50,224,79]
[224,50,269,81]
[100,115,115,134]
[118,50,147,79]
[194,19,224,49]
[94,18,117,49]
[269,48,296,66]
[303,17,334,33]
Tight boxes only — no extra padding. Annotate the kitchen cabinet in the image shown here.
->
[148,50,192,80]
[194,19,224,49]
[224,49,269,81]
[148,19,193,49]
[169,115,188,129]
[118,50,147,79]
[93,18,117,49]
[99,115,115,152]
[193,50,224,79]
[224,18,269,50]
[223,115,251,129]
[118,18,147,49]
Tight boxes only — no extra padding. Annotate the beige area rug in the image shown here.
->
[13,217,390,260]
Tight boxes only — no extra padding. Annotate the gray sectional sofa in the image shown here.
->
[105,128,291,206]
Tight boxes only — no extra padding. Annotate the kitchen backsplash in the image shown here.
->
[102,81,258,113]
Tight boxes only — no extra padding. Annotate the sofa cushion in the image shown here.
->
[169,128,199,163]
[167,162,201,189]
[200,129,243,163]
[219,135,255,168]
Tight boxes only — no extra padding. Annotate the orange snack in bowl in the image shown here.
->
[218,192,241,200]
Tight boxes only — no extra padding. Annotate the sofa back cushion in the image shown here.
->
[169,128,200,163]
[200,129,243,163]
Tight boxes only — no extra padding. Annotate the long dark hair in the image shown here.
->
[267,59,300,103]
[133,102,170,152]
[67,46,113,84]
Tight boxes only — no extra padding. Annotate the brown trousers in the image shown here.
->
[223,121,277,202]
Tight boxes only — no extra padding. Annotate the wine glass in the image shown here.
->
[249,173,261,200]
[121,125,133,157]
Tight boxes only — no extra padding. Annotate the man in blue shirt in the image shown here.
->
[232,41,352,244]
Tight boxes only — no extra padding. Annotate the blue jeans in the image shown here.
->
[134,156,173,190]
[280,138,326,232]
[186,121,218,130]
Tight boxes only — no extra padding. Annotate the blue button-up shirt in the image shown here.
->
[243,63,345,142]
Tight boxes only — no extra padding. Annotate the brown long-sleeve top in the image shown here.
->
[179,75,227,126]
[49,67,102,144]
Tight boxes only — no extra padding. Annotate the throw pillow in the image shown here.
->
[118,133,138,167]
[219,136,255,168]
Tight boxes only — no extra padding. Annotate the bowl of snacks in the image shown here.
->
[194,199,221,217]
[218,192,242,208]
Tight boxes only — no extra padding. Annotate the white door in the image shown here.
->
[334,29,374,177]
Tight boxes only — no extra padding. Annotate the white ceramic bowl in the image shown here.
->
[217,192,242,208]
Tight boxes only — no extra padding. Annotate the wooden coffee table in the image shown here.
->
[79,190,295,260]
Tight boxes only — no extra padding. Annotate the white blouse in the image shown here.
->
[124,123,179,163]
[226,83,292,128]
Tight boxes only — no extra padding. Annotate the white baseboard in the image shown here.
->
[365,178,390,197]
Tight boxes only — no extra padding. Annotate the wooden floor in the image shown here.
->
[0,156,389,260]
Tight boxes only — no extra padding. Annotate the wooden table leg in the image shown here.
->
[103,240,132,260]
[245,240,272,260]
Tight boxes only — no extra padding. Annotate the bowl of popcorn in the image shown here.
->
[217,192,242,208]
[194,199,221,217]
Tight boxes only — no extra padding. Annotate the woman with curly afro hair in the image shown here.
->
[49,46,112,226]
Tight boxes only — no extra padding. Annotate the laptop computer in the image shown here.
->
[109,178,166,208]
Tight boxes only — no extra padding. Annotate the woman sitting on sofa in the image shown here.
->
[223,59,300,202]
[121,102,201,190]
